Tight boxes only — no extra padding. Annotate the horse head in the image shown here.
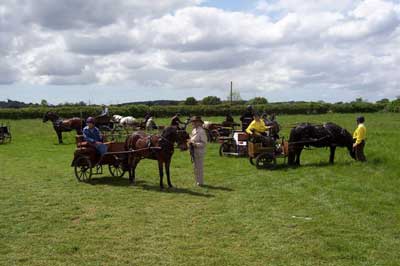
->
[42,111,49,122]
[161,126,189,151]
[176,129,190,151]
[43,111,59,123]
[340,128,356,159]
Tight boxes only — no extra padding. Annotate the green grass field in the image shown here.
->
[1,113,399,266]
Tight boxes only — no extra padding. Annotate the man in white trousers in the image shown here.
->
[189,116,208,186]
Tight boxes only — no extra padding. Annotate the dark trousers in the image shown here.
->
[354,141,366,162]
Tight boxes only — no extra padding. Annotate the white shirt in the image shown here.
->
[190,126,207,149]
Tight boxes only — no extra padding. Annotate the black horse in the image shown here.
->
[124,126,190,188]
[43,111,85,144]
[288,122,355,166]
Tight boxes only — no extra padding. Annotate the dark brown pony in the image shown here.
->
[263,114,281,139]
[288,122,355,166]
[124,126,190,188]
[43,111,84,144]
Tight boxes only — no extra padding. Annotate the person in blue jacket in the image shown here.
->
[83,117,107,156]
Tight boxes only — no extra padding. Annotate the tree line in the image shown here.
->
[0,97,399,119]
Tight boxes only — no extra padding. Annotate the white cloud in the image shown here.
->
[0,0,400,101]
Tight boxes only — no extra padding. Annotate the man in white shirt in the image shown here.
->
[189,116,208,186]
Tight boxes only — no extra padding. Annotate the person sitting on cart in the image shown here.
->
[83,117,107,156]
[222,113,235,127]
[100,104,109,116]
[171,113,185,129]
[246,113,273,145]
[240,105,254,132]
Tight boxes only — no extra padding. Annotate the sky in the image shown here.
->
[0,0,399,104]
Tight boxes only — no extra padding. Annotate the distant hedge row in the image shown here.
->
[0,101,395,119]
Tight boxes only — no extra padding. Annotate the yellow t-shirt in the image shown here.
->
[353,123,366,144]
[246,120,269,135]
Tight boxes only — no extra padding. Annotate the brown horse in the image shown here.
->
[43,111,84,144]
[124,126,190,188]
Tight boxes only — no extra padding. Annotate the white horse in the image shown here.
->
[112,115,123,123]
[120,116,137,126]
[145,117,157,130]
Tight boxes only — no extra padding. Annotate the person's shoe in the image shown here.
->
[196,182,204,187]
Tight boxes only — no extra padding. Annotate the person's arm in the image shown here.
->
[94,128,103,142]
[246,121,255,134]
[83,128,95,143]
[193,129,207,148]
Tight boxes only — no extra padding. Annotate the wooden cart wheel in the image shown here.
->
[256,153,277,170]
[108,163,125,177]
[219,142,236,156]
[74,156,92,182]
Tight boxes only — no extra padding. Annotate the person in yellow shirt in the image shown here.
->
[353,116,367,162]
[246,112,275,146]
[246,112,269,135]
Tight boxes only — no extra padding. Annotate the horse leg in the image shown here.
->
[129,160,138,185]
[295,147,303,166]
[288,148,295,165]
[329,146,336,164]
[165,159,173,188]
[158,160,164,189]
[56,130,63,144]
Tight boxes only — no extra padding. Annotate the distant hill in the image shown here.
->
[117,100,181,106]
[0,99,39,108]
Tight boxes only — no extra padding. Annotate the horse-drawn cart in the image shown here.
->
[0,123,11,144]
[219,131,249,157]
[71,136,160,182]
[248,138,289,169]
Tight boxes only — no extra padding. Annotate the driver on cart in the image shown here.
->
[246,113,274,146]
[83,117,107,156]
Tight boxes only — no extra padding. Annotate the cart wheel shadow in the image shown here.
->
[88,176,214,198]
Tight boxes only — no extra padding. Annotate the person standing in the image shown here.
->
[100,105,109,116]
[240,105,254,132]
[189,116,208,186]
[353,116,367,162]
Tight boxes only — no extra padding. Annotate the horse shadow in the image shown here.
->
[197,184,234,191]
[287,161,355,169]
[88,176,214,198]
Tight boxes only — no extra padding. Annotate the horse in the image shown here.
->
[288,122,355,166]
[263,115,280,139]
[145,117,158,131]
[112,115,123,123]
[43,111,84,144]
[124,126,190,188]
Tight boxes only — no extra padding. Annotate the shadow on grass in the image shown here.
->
[88,176,214,198]
[198,184,234,191]
[254,160,360,171]
[287,161,356,169]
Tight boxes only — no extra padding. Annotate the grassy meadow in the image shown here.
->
[0,113,399,266]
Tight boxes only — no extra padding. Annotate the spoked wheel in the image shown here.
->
[108,163,125,177]
[219,142,236,157]
[255,153,277,170]
[74,156,92,182]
